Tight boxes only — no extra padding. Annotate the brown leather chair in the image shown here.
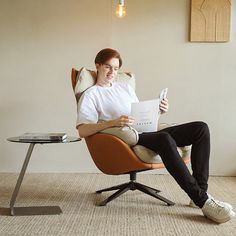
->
[71,68,190,206]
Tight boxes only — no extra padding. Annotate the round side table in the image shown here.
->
[7,136,81,216]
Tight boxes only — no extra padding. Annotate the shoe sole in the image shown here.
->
[204,211,235,224]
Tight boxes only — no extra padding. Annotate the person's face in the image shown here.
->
[96,58,119,86]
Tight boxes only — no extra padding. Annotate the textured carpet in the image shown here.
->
[0,173,236,236]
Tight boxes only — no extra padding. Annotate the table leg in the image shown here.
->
[9,143,62,216]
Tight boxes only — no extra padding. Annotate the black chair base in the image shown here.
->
[96,172,175,206]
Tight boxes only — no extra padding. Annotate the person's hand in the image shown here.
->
[160,98,169,114]
[112,115,135,127]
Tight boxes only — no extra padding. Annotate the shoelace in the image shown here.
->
[214,199,227,208]
[208,199,227,214]
[208,194,231,209]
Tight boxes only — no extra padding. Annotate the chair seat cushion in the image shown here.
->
[100,125,191,164]
[132,145,191,164]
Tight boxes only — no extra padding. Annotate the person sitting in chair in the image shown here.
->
[76,48,235,224]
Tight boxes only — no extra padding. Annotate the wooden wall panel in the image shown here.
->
[190,0,231,42]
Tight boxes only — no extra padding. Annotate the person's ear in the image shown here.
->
[95,63,101,70]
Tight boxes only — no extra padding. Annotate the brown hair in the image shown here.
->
[94,48,122,68]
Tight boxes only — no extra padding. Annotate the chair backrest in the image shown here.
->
[71,67,153,174]
[71,68,78,90]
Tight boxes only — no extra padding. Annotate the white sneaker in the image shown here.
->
[202,198,235,223]
[189,194,233,210]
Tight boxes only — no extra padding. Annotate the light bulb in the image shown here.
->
[115,0,126,18]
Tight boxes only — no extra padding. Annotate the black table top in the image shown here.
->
[7,136,81,144]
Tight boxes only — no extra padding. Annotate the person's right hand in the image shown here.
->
[112,115,135,127]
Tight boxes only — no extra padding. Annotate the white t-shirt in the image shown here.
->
[76,82,139,126]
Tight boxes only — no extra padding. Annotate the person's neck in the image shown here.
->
[96,79,112,87]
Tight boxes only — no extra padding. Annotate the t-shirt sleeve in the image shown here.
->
[76,92,98,127]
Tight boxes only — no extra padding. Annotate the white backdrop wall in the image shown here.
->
[0,0,236,176]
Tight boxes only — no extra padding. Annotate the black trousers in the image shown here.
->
[137,121,210,208]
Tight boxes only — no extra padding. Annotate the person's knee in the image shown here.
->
[194,121,210,137]
[198,121,209,131]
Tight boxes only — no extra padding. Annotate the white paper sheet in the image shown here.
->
[131,99,160,133]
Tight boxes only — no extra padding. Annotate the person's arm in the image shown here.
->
[78,115,135,138]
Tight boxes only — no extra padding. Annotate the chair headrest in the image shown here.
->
[72,67,135,103]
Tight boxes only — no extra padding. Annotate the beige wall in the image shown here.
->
[0,0,236,176]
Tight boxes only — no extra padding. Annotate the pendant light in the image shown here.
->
[115,0,126,18]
